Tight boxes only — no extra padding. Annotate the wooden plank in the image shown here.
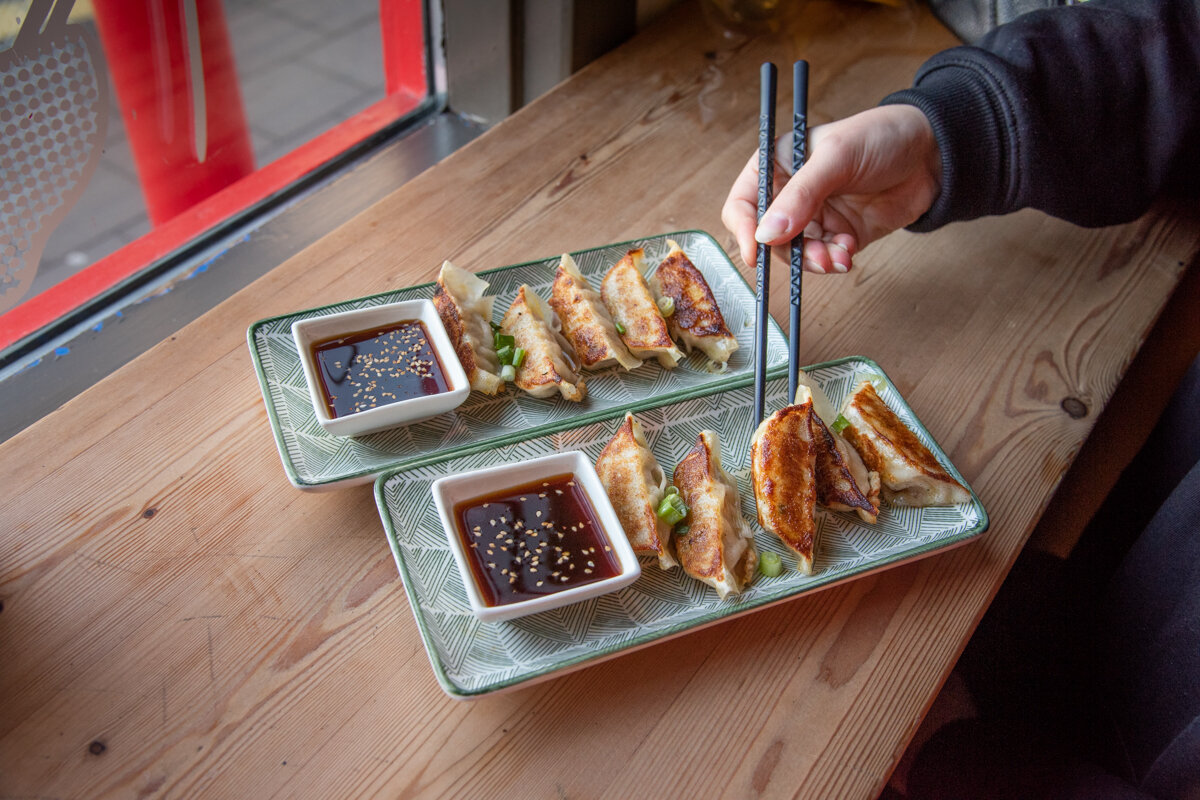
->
[1,1,1198,798]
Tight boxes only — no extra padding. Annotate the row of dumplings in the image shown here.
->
[431,240,740,402]
[596,374,971,599]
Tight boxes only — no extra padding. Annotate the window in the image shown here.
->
[0,0,436,355]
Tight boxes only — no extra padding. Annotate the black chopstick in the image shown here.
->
[787,60,809,404]
[753,62,776,428]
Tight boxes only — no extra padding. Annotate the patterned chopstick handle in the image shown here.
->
[754,61,776,427]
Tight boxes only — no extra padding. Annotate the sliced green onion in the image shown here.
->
[831,414,851,434]
[664,486,679,497]
[657,296,675,317]
[675,524,690,536]
[511,346,527,369]
[495,344,514,364]
[490,321,501,336]
[500,364,516,382]
[655,493,688,526]
[494,332,516,351]
[758,551,783,577]
[614,321,626,335]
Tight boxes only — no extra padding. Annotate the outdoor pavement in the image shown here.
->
[30,0,387,301]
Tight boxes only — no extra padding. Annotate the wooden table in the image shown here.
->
[3,2,1198,797]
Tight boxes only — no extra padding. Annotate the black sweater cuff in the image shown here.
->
[881,58,1017,232]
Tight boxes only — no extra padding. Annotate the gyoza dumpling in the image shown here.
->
[671,430,757,598]
[838,379,970,507]
[433,261,505,395]
[595,413,677,569]
[750,391,819,574]
[550,253,642,371]
[600,249,684,369]
[649,240,739,367]
[796,371,880,523]
[500,285,586,402]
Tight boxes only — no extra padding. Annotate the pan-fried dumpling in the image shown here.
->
[649,240,739,367]
[500,285,586,402]
[795,371,880,523]
[550,253,642,371]
[672,430,757,598]
[750,391,819,574]
[433,261,505,395]
[600,249,684,369]
[595,413,677,569]
[839,379,970,507]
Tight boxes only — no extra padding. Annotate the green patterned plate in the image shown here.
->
[375,356,989,699]
[247,231,788,490]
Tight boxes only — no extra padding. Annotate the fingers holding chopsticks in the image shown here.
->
[721,149,857,276]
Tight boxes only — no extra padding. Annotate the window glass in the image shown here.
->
[0,0,431,350]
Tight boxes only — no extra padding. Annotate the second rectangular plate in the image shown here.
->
[376,357,989,699]
[247,230,789,489]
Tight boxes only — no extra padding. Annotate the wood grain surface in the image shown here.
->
[2,1,1198,798]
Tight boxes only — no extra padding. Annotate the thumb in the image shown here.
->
[754,131,852,246]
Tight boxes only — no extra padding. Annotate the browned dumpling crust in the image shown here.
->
[649,241,739,367]
[750,397,819,574]
[433,261,505,395]
[840,381,970,507]
[549,254,641,371]
[672,430,757,598]
[500,285,586,402]
[600,249,684,369]
[811,407,881,523]
[595,413,676,569]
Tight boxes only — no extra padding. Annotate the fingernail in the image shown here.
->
[832,260,849,273]
[829,240,852,256]
[803,258,825,274]
[755,212,789,243]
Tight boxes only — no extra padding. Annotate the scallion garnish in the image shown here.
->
[511,346,526,369]
[655,493,688,526]
[614,320,626,335]
[831,414,850,434]
[657,296,675,317]
[500,364,516,382]
[758,551,783,577]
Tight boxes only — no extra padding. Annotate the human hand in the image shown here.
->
[720,104,942,273]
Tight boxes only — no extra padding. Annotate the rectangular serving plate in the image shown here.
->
[247,230,789,490]
[375,356,989,699]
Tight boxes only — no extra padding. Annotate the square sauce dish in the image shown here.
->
[431,451,641,624]
[291,298,469,437]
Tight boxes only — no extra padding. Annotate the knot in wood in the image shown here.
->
[1061,397,1088,419]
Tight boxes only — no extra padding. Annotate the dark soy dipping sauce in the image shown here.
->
[312,320,449,418]
[454,473,621,607]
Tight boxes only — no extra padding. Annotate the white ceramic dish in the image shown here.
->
[290,299,469,438]
[430,451,641,624]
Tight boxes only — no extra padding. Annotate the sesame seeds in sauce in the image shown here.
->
[452,473,620,607]
[311,320,449,418]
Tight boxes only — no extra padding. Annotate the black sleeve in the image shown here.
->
[881,0,1200,231]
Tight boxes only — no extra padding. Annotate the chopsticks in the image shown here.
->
[752,62,776,428]
[788,60,809,404]
[753,61,809,427]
